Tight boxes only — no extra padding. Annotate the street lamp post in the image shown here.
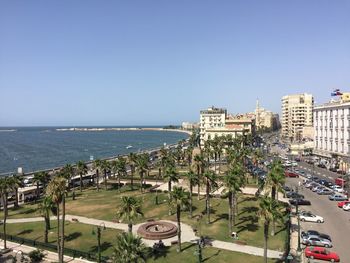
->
[92,223,106,263]
[194,215,203,263]
[295,187,301,253]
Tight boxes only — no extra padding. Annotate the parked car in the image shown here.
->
[318,163,327,169]
[289,199,311,206]
[332,185,344,193]
[324,181,334,188]
[342,203,350,211]
[335,177,346,187]
[299,212,324,223]
[317,188,333,195]
[301,230,331,242]
[337,200,350,208]
[312,185,324,192]
[286,192,304,199]
[328,194,348,201]
[302,235,333,247]
[304,247,340,262]
[285,170,299,178]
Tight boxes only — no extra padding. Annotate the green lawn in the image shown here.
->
[146,242,279,263]
[7,186,287,251]
[6,221,121,256]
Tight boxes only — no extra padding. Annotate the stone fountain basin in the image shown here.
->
[137,221,178,240]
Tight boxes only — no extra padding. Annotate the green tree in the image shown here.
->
[193,154,205,200]
[61,164,75,199]
[170,186,190,252]
[38,196,54,243]
[46,176,67,263]
[9,174,23,208]
[112,232,147,263]
[258,195,283,263]
[93,159,102,192]
[116,196,143,233]
[0,177,12,249]
[33,172,48,201]
[135,153,149,193]
[266,160,285,201]
[203,170,218,224]
[185,170,198,218]
[115,157,127,190]
[99,160,111,190]
[222,164,243,234]
[76,160,88,193]
[128,153,137,190]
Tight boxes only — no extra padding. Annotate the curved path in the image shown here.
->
[6,214,283,259]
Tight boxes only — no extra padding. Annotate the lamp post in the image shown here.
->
[194,214,203,263]
[295,187,301,253]
[92,223,106,263]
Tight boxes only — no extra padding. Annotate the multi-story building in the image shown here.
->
[281,93,314,141]
[313,94,350,162]
[255,100,279,130]
[199,106,255,147]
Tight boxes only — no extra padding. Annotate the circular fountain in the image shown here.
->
[137,221,178,240]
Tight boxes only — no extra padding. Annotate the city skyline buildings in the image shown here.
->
[1,1,349,126]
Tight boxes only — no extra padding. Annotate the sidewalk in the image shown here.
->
[7,214,283,259]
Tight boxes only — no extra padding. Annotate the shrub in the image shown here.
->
[28,249,45,263]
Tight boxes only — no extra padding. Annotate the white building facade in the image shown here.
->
[313,100,350,158]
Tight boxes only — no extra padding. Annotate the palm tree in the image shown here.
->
[163,164,179,198]
[0,177,11,249]
[116,196,143,233]
[76,160,88,193]
[203,170,217,224]
[135,153,149,193]
[258,195,283,263]
[185,170,198,218]
[9,174,23,208]
[112,232,147,263]
[266,160,285,201]
[33,172,46,201]
[193,154,205,200]
[38,196,54,243]
[185,146,194,170]
[170,186,190,252]
[100,160,110,190]
[46,176,67,263]
[93,159,102,191]
[128,153,137,190]
[222,164,243,234]
[61,164,74,199]
[116,157,127,190]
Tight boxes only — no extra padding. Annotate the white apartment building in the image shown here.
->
[199,106,255,147]
[314,95,350,159]
[281,93,314,141]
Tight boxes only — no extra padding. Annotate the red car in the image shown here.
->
[305,246,340,262]
[285,170,299,178]
[337,200,350,208]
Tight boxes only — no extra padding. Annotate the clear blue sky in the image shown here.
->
[1,1,349,126]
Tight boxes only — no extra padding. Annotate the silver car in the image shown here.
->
[302,235,332,247]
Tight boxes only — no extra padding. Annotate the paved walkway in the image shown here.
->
[7,214,283,259]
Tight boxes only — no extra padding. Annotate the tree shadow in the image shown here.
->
[181,242,196,251]
[17,229,33,235]
[211,213,228,224]
[203,249,221,262]
[65,232,82,242]
[148,246,171,260]
[236,215,259,233]
[90,242,112,253]
[24,208,38,214]
[275,226,287,236]
[238,196,257,204]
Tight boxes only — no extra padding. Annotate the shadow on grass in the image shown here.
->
[274,225,286,236]
[238,196,257,204]
[148,246,171,260]
[203,249,221,262]
[236,215,259,233]
[211,213,228,224]
[181,242,196,251]
[90,242,112,253]
[17,229,33,235]
[65,231,82,242]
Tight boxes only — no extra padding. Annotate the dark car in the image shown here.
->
[286,192,305,199]
[301,230,332,242]
[318,163,327,168]
[324,181,334,188]
[289,199,311,206]
[311,176,319,181]
[318,179,328,185]
[283,185,292,192]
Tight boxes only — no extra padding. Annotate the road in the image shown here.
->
[286,177,350,262]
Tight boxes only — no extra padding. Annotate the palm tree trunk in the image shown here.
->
[130,167,134,190]
[96,170,100,192]
[177,205,182,252]
[56,204,61,262]
[118,174,121,191]
[36,182,40,201]
[80,173,83,192]
[104,171,107,190]
[14,188,19,208]
[234,195,238,216]
[197,166,200,200]
[128,223,132,233]
[206,180,210,224]
[264,221,269,263]
[189,184,193,218]
[44,214,49,243]
[60,196,65,263]
[228,192,233,235]
[232,192,236,225]
[271,186,276,200]
[140,172,144,193]
[2,195,7,249]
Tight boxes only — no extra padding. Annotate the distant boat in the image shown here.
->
[126,145,133,149]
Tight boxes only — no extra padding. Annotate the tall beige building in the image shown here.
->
[281,93,314,141]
